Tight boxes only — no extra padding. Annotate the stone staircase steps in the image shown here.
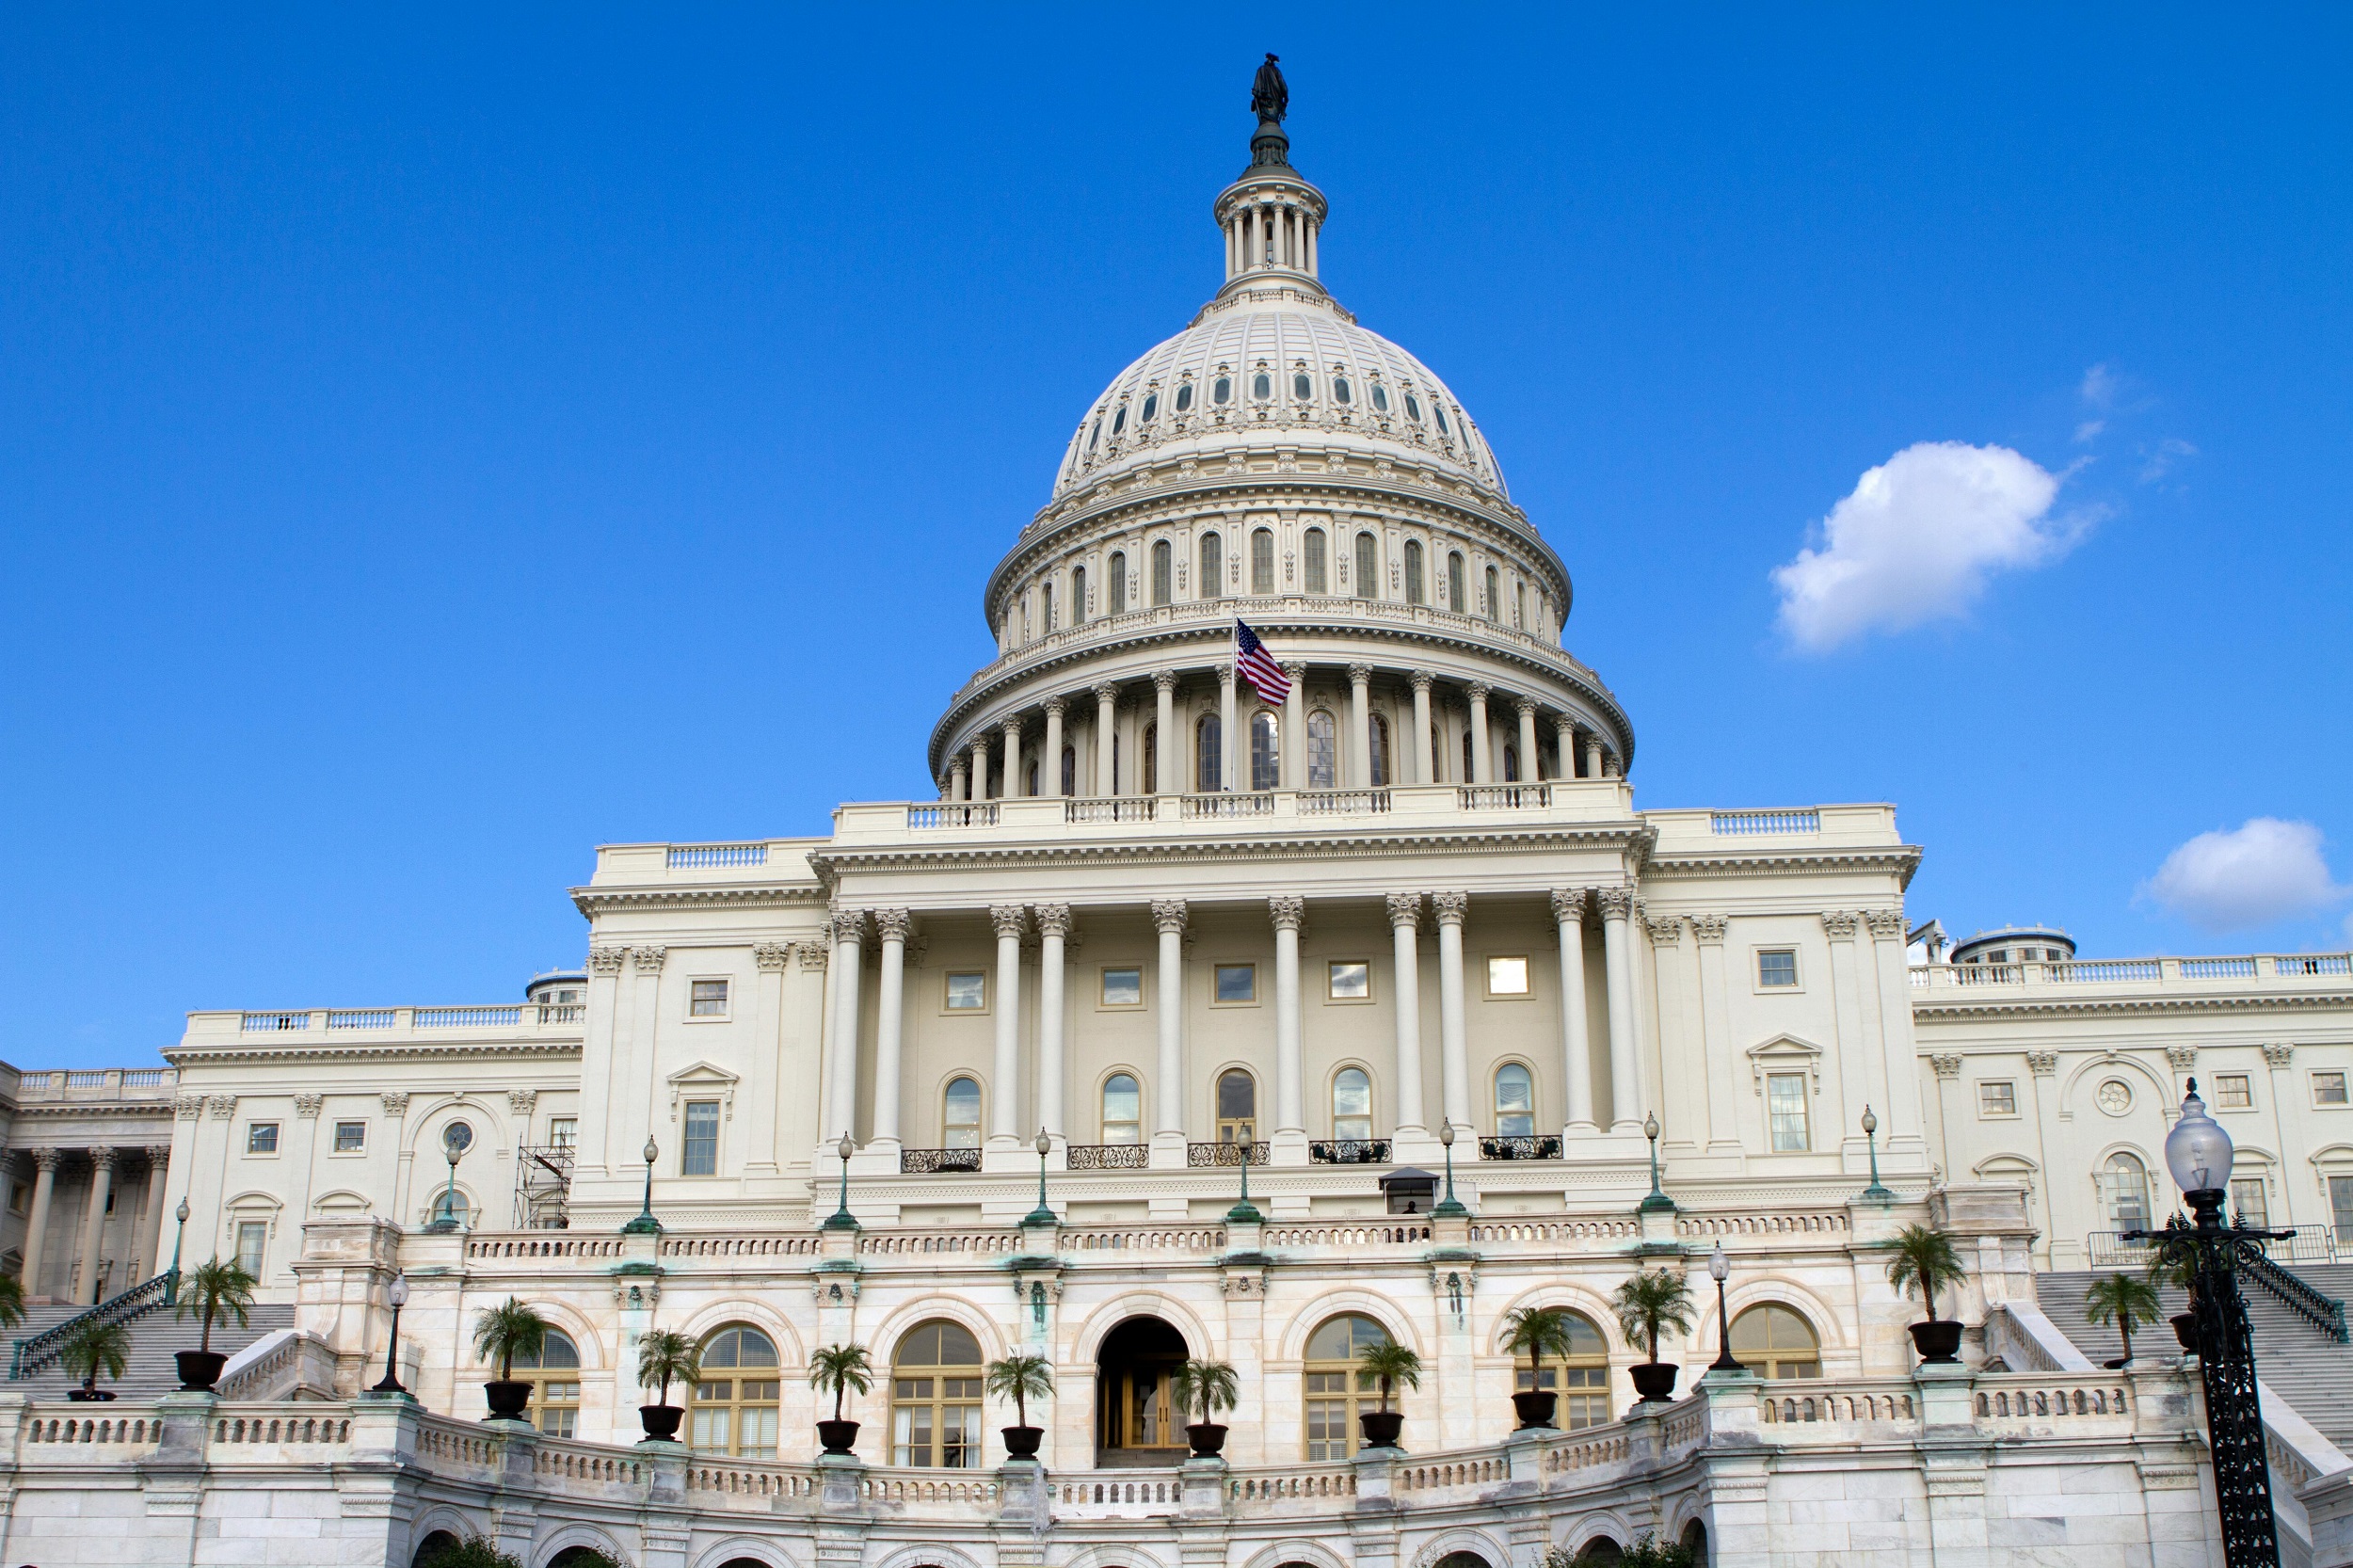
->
[5,1304,296,1400]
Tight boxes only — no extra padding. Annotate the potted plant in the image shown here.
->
[1169,1357,1239,1459]
[1612,1267,1695,1402]
[1500,1304,1576,1429]
[2083,1272,2163,1368]
[634,1328,700,1442]
[0,1272,24,1332]
[985,1350,1054,1460]
[1354,1340,1421,1449]
[1886,1224,1968,1364]
[172,1256,258,1392]
[2145,1218,2202,1350]
[63,1318,128,1402]
[808,1342,872,1455]
[470,1297,550,1421]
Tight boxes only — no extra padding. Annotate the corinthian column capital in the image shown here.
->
[1549,888,1587,925]
[1268,896,1305,933]
[1593,887,1635,921]
[990,905,1028,940]
[1033,903,1074,939]
[872,908,914,943]
[1385,892,1424,930]
[1431,890,1469,927]
[1151,898,1189,936]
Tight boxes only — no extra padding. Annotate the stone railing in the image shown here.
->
[1912,952,2352,993]
[216,1328,340,1401]
[9,1065,179,1102]
[187,1001,586,1047]
[465,1234,627,1262]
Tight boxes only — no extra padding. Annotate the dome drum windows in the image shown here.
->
[1353,532,1379,601]
[1250,528,1275,595]
[1140,392,1158,423]
[1249,710,1280,791]
[1306,710,1337,790]
[1108,552,1128,616]
[1151,540,1173,607]
[1111,406,1128,438]
[1333,375,1353,405]
[1199,532,1224,600]
[1174,381,1193,414]
[1252,371,1273,401]
[1403,539,1425,605]
[1303,527,1328,595]
[1213,375,1232,407]
[1370,382,1390,414]
[1293,370,1314,402]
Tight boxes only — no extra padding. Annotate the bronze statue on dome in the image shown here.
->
[1251,53,1288,124]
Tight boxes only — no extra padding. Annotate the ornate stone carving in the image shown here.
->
[144,1144,169,1167]
[508,1090,539,1115]
[1152,669,1178,695]
[88,1146,118,1173]
[1820,911,1861,939]
[1033,904,1073,939]
[1464,681,1490,704]
[1593,887,1635,920]
[174,1097,205,1122]
[29,1147,60,1171]
[380,1093,410,1116]
[1410,669,1434,695]
[294,1095,324,1119]
[1347,663,1373,685]
[754,942,792,971]
[2265,1042,2297,1068]
[1385,891,1423,929]
[1929,1055,1963,1080]
[1646,915,1684,944]
[830,909,867,944]
[1091,681,1119,705]
[1515,696,1538,719]
[1431,890,1469,926]
[588,947,629,975]
[208,1096,237,1119]
[1268,895,1305,933]
[2165,1045,2198,1070]
[2026,1050,2058,1077]
[1548,888,1586,924]
[991,905,1028,940]
[873,908,914,944]
[1864,909,1909,939]
[632,945,668,973]
[798,941,830,972]
[1151,898,1189,936]
[1043,696,1066,719]
[1689,914,1729,944]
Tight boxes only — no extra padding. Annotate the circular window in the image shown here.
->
[2096,1080,2134,1116]
[1175,382,1193,413]
[441,1121,474,1158]
[1212,376,1231,406]
[1371,382,1389,412]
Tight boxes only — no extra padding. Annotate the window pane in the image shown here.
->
[944,1079,982,1146]
[1354,533,1378,600]
[1328,961,1369,1000]
[1307,711,1337,789]
[1151,540,1172,606]
[1758,950,1799,987]
[946,972,986,1010]
[1304,528,1327,594]
[1218,1071,1256,1120]
[1977,1082,2015,1117]
[1372,382,1389,411]
[235,1222,267,1273]
[1102,1073,1141,1140]
[682,1100,720,1176]
[1252,529,1274,594]
[1768,1074,1809,1151]
[1370,714,1390,788]
[2230,1177,2268,1228]
[248,1123,279,1155]
[2215,1074,2252,1109]
[2320,1073,2348,1105]
[690,979,728,1016]
[1101,968,1142,1006]
[1200,533,1223,599]
[1109,552,1125,612]
[1250,711,1279,791]
[2330,1176,2353,1240]
[1294,372,1312,400]
[1215,965,1257,1003]
[334,1121,366,1153]
[1333,1067,1371,1139]
[1404,539,1424,603]
[1196,715,1222,791]
[1487,956,1529,995]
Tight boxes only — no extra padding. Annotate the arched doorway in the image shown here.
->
[410,1532,461,1568]
[1681,1518,1710,1566]
[1433,1554,1494,1568]
[1574,1542,1622,1564]
[1096,1316,1189,1465]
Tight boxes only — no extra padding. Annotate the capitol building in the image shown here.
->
[4,72,2353,1568]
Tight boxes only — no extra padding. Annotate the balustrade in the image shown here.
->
[899,1146,984,1175]
[1064,1143,1150,1171]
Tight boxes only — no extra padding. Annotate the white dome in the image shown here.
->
[1051,295,1510,503]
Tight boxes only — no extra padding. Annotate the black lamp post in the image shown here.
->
[424,1123,471,1235]
[1025,1127,1057,1228]
[1430,1119,1469,1219]
[369,1272,410,1395]
[1639,1112,1675,1214]
[1859,1106,1894,1204]
[1706,1241,1744,1372]
[1226,1133,1264,1224]
[2124,1080,2281,1568]
[822,1131,860,1231]
[621,1136,662,1235]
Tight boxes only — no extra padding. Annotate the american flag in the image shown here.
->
[1235,621,1291,703]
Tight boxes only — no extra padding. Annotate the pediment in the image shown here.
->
[665,1060,741,1119]
[1745,1032,1825,1096]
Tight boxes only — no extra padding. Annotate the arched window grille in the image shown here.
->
[2104,1152,2151,1232]
[693,1327,781,1457]
[1250,711,1279,791]
[1494,1064,1535,1136]
[1513,581,1526,627]
[1200,533,1223,599]
[1503,744,1520,783]
[1484,565,1499,619]
[513,1329,582,1436]
[891,1320,984,1467]
[1217,1070,1257,1144]
[1728,1305,1820,1380]
[1108,552,1127,615]
[1151,540,1172,607]
[1141,723,1157,794]
[1195,713,1222,792]
[1403,539,1425,604]
[1072,566,1087,623]
[943,1078,982,1149]
[1514,1311,1611,1429]
[1304,527,1328,594]
[1462,729,1473,783]
[1354,532,1378,600]
[1251,528,1274,594]
[1307,710,1338,790]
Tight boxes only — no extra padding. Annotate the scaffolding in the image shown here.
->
[513,1141,574,1229]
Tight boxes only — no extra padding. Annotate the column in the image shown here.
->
[1094,682,1118,795]
[1865,910,1917,1147]
[1152,901,1189,1151]
[133,1147,169,1280]
[792,941,830,1153]
[1552,890,1595,1133]
[1556,718,1577,782]
[1036,905,1071,1140]
[1002,716,1025,798]
[1153,672,1177,796]
[1043,699,1066,797]
[1347,664,1373,789]
[748,944,790,1175]
[1386,895,1427,1137]
[1584,734,1605,781]
[1597,888,1641,1130]
[991,905,1026,1144]
[1823,912,1872,1149]
[2265,1045,2302,1233]
[1410,671,1434,784]
[1466,684,1493,784]
[20,1149,58,1298]
[75,1148,117,1304]
[971,737,991,800]
[1646,916,1697,1152]
[1217,664,1238,791]
[1271,897,1305,1148]
[1515,699,1540,783]
[1433,892,1472,1131]
[1305,214,1318,273]
[1280,663,1305,790]
[870,910,912,1148]
[1689,916,1742,1153]
[826,911,866,1143]
[949,759,968,803]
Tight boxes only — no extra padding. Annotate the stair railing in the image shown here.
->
[8,1266,179,1379]
[2233,1240,2350,1344]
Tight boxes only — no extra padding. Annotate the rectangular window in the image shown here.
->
[1757,950,1800,987]
[8,1182,25,1216]
[1327,960,1371,1000]
[1100,967,1143,1007]
[689,978,728,1017]
[2230,1177,2269,1228]
[2213,1074,2253,1110]
[2330,1176,2353,1244]
[1977,1081,2016,1117]
[333,1121,367,1153]
[247,1122,280,1155]
[1485,955,1530,996]
[235,1221,268,1275]
[549,1117,577,1147]
[945,972,986,1011]
[1767,1074,1809,1152]
[1214,964,1257,1004]
[2316,1072,2348,1106]
[682,1100,721,1176]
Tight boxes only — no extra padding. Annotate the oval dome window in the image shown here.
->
[1112,406,1127,436]
[1371,383,1389,412]
[1404,393,1422,423]
[1435,404,1450,435]
[1213,376,1231,405]
[1334,376,1352,404]
[1175,383,1193,412]
[1253,373,1273,400]
[1293,372,1312,400]
[1141,393,1157,422]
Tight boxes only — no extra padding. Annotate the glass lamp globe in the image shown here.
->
[838,1132,856,1162]
[1437,1119,1455,1147]
[2165,1080,2233,1196]
[1708,1240,1730,1283]
[1035,1127,1052,1158]
[388,1272,408,1308]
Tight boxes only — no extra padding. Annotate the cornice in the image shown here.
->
[1912,989,2353,1023]
[14,1102,177,1123]
[163,1040,584,1068]
[569,884,826,919]
[1642,846,1923,891]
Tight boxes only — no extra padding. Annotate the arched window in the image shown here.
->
[1218,1070,1257,1144]
[1485,565,1499,619]
[1370,713,1391,788]
[1142,723,1157,794]
[1072,565,1087,623]
[1371,381,1390,413]
[2104,1152,2151,1232]
[1305,1315,1390,1459]
[891,1320,984,1467]
[1304,527,1328,594]
[943,1077,982,1149]
[1503,744,1520,783]
[1448,552,1466,613]
[1195,713,1222,791]
[430,1189,470,1226]
[513,1327,582,1436]
[1102,1073,1142,1144]
[1151,540,1172,607]
[1253,371,1273,400]
[1025,760,1039,796]
[1404,392,1423,423]
[1403,539,1425,604]
[1307,710,1338,789]
[1436,403,1451,436]
[1354,532,1378,600]
[1513,581,1526,627]
[1042,581,1056,633]
[1251,528,1274,595]
[694,1326,781,1457]
[1108,552,1127,615]
[1141,392,1158,423]
[1513,1310,1610,1430]
[1333,376,1352,404]
[1213,375,1232,406]
[1728,1304,1820,1380]
[1111,405,1127,437]
[1462,729,1473,783]
[1200,532,1223,599]
[1250,711,1279,791]
[1494,1064,1535,1136]
[1293,370,1313,401]
[1175,380,1193,413]
[1061,745,1077,798]
[1332,1067,1372,1141]
[1087,417,1101,452]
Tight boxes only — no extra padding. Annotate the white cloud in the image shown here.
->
[2139,818,2348,933]
[1770,441,2083,651]
[2138,437,2197,484]
[2073,418,2105,444]
[2079,362,2119,409]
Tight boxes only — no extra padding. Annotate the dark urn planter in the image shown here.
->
[816,1418,860,1455]
[1358,1409,1404,1448]
[176,1350,228,1393]
[1511,1389,1560,1430]
[639,1403,683,1442]
[1629,1362,1681,1402]
[2172,1312,2201,1352]
[482,1379,533,1421]
[67,1387,117,1402]
[1908,1320,1964,1365]
[1001,1424,1044,1459]
[1185,1422,1228,1459]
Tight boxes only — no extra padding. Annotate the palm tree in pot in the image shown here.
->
[633,1328,701,1442]
[1169,1357,1239,1459]
[1500,1305,1577,1429]
[1612,1268,1696,1402]
[0,1273,24,1333]
[471,1298,550,1421]
[171,1256,258,1392]
[1885,1224,1969,1363]
[985,1351,1054,1460]
[1353,1340,1421,1449]
[2083,1272,2163,1368]
[63,1319,129,1402]
[2145,1216,2202,1349]
[808,1343,872,1455]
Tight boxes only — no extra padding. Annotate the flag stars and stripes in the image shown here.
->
[1235,621,1291,704]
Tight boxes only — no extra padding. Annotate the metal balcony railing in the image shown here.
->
[1064,1144,1149,1171]
[1308,1139,1392,1164]
[1479,1134,1563,1160]
[1189,1141,1270,1167]
[900,1147,984,1176]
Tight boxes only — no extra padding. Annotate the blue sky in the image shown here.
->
[2,8,2347,1068]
